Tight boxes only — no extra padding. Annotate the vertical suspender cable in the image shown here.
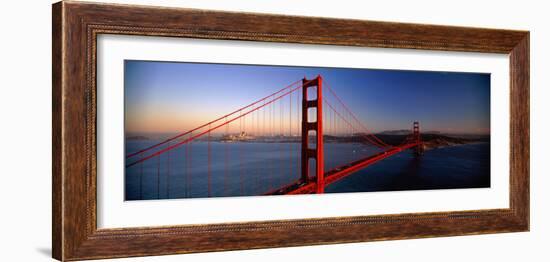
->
[157,155,160,199]
[224,117,228,196]
[208,124,211,197]
[167,141,170,199]
[139,153,143,200]
[239,110,243,196]
[289,92,292,181]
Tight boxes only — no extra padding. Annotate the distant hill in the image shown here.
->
[332,133,488,150]
[378,130,441,135]
[126,135,150,141]
[377,129,410,135]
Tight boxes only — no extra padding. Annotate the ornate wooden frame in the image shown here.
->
[52,1,530,261]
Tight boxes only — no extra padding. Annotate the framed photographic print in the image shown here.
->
[52,1,529,261]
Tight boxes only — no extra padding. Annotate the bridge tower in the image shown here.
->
[413,121,424,156]
[301,75,325,193]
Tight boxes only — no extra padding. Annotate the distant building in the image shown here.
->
[220,131,255,142]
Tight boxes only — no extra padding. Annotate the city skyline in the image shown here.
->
[125,60,490,136]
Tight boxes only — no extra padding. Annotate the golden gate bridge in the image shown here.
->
[125,75,423,199]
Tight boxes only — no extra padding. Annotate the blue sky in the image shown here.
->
[125,60,490,135]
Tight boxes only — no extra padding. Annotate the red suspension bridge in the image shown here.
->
[125,75,424,200]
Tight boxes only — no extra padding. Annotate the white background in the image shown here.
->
[98,35,509,228]
[0,0,547,261]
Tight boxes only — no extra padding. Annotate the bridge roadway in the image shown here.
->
[264,142,422,195]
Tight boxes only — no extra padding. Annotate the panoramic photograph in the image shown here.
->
[124,60,491,201]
